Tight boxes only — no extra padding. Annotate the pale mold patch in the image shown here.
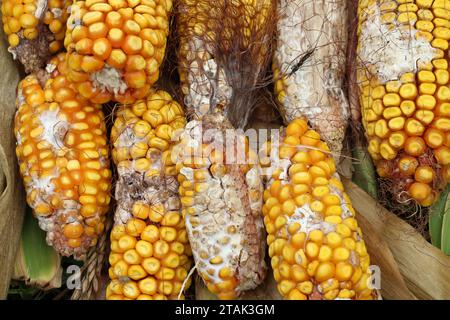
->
[114,206,132,226]
[30,174,56,205]
[186,212,243,286]
[116,127,143,148]
[179,168,194,182]
[34,0,48,19]
[330,173,354,219]
[91,64,128,95]
[45,62,57,74]
[359,4,437,83]
[29,173,57,233]
[185,37,233,116]
[288,205,336,236]
[276,158,291,181]
[38,110,69,150]
[16,132,23,146]
[245,167,263,212]
[51,8,62,19]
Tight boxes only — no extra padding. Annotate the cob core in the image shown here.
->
[14,53,111,259]
[262,118,375,300]
[106,90,192,300]
[357,0,450,206]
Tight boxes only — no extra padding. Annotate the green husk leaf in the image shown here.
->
[429,185,449,250]
[12,207,62,289]
[351,145,378,200]
[439,187,450,255]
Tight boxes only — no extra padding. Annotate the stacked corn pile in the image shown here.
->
[1,0,70,72]
[175,0,277,299]
[14,53,112,259]
[356,0,449,207]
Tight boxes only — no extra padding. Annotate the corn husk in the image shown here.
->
[12,208,62,289]
[0,25,26,298]
[343,179,450,300]
[429,186,450,255]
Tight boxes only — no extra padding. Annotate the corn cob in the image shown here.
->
[272,0,349,159]
[356,0,450,206]
[1,0,69,73]
[174,114,265,300]
[14,53,111,259]
[175,0,276,299]
[106,90,192,300]
[64,0,172,104]
[261,118,376,300]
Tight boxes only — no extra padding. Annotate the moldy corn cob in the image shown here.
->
[64,0,172,104]
[262,118,376,300]
[14,53,111,259]
[357,0,450,206]
[106,90,192,300]
[174,114,265,300]
[273,0,349,158]
[1,0,69,73]
[175,0,277,299]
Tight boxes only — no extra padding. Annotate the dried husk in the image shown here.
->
[343,179,450,300]
[0,25,26,299]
